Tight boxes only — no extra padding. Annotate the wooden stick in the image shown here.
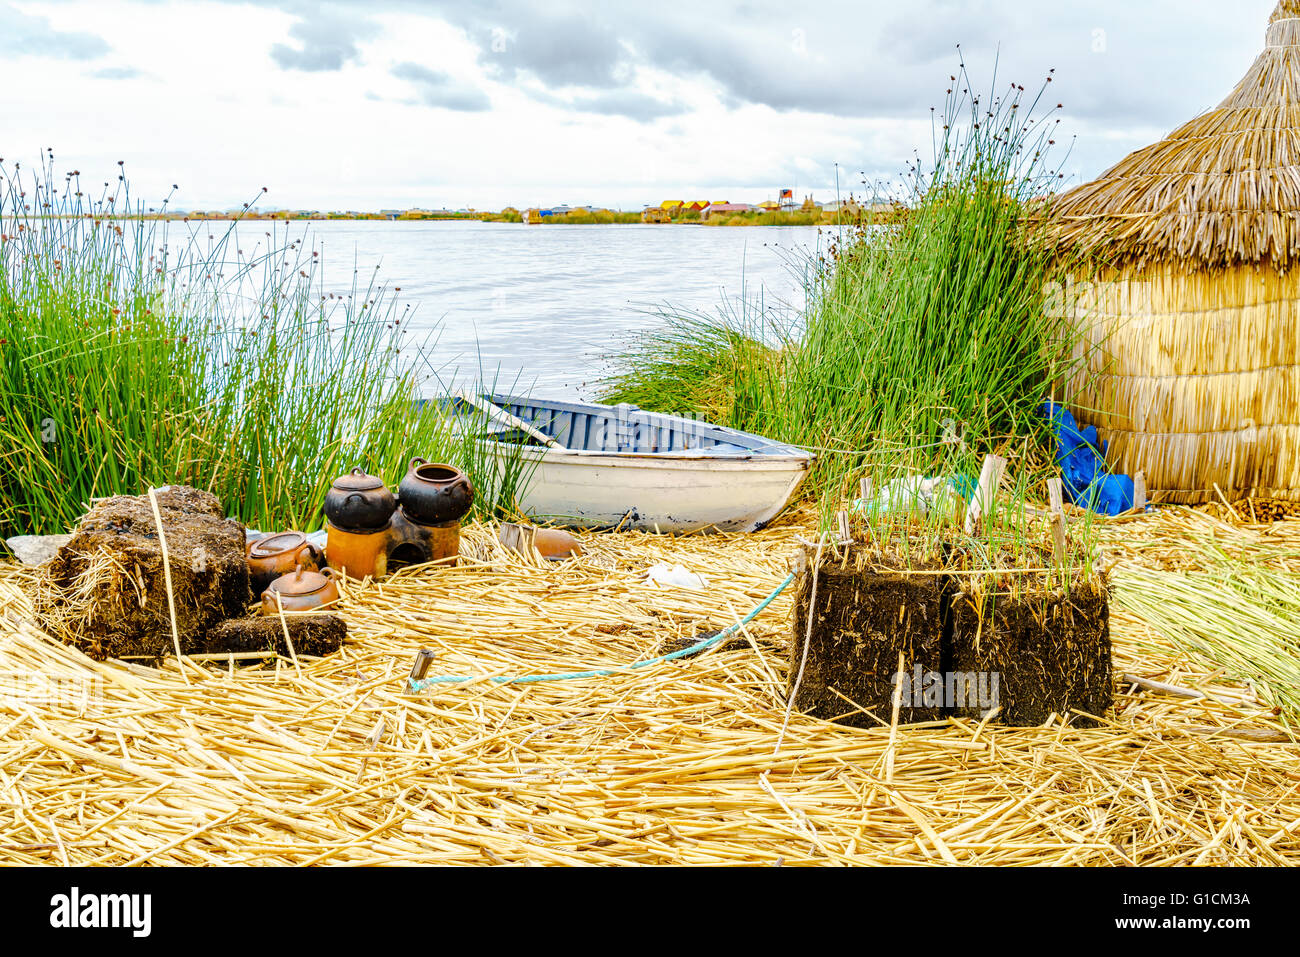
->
[457,391,561,449]
[884,650,904,785]
[146,487,190,686]
[1133,471,1147,512]
[1047,478,1067,566]
[776,532,826,755]
[274,593,302,678]
[964,455,1006,535]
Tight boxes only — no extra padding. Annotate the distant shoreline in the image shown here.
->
[40,212,856,226]
[32,206,904,227]
[54,209,898,227]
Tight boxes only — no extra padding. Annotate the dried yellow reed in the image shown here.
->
[1045,4,1300,503]
[0,512,1294,866]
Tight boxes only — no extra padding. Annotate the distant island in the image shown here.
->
[146,194,902,226]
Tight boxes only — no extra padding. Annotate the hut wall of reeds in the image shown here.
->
[1052,2,1300,503]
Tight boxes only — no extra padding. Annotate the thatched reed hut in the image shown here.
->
[1052,1,1300,503]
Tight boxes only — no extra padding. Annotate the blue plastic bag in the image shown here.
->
[1041,401,1134,516]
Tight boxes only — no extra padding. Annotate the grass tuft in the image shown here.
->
[1,154,527,538]
[601,59,1092,535]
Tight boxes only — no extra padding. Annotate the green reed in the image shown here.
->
[601,60,1090,535]
[0,154,527,538]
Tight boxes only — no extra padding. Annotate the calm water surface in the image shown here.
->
[265,220,824,399]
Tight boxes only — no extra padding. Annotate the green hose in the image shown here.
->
[407,572,794,692]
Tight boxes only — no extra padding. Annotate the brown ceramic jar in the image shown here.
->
[398,459,474,526]
[324,467,396,532]
[246,531,321,594]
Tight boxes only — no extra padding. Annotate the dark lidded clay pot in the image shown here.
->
[324,467,396,532]
[398,459,474,526]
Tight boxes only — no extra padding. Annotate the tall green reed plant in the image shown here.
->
[602,59,1089,526]
[0,154,527,538]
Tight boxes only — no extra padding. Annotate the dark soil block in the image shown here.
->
[37,486,249,660]
[200,614,347,658]
[789,550,949,726]
[950,583,1111,726]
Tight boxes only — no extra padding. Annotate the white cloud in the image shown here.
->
[0,0,1281,209]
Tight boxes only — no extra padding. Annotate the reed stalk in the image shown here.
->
[0,154,527,538]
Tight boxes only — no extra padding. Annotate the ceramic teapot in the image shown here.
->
[246,531,321,594]
[261,565,340,615]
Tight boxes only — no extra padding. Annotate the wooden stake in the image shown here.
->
[964,455,1007,536]
[1133,471,1147,512]
[884,650,904,785]
[498,522,537,558]
[1047,477,1067,566]
[274,593,302,678]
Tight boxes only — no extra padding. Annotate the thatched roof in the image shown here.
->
[1050,1,1300,268]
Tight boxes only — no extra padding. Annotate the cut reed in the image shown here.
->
[0,507,1295,866]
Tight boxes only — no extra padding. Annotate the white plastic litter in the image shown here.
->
[852,476,963,517]
[644,562,709,590]
[4,535,71,566]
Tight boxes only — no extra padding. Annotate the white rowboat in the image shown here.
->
[455,394,812,533]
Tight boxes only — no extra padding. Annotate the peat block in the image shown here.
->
[789,553,948,726]
[951,583,1111,727]
[200,614,347,658]
[38,486,250,660]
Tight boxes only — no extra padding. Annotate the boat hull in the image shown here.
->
[486,444,810,532]
[450,394,813,533]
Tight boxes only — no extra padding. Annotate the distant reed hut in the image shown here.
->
[1052,1,1300,503]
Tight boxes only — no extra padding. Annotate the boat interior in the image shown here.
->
[442,394,802,456]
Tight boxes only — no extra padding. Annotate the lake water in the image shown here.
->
[251,220,825,399]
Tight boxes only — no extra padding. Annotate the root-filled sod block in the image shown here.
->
[789,555,948,726]
[950,583,1111,726]
[37,486,250,660]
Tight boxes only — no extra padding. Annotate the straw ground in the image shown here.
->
[0,511,1296,866]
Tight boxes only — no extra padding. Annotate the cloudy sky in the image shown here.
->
[0,0,1281,210]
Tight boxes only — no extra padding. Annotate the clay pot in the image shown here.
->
[498,523,583,561]
[246,531,321,594]
[324,467,396,531]
[533,528,584,561]
[324,524,390,580]
[261,565,340,615]
[398,459,474,526]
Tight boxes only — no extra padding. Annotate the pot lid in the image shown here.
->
[265,565,334,597]
[332,467,386,492]
[249,531,307,557]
